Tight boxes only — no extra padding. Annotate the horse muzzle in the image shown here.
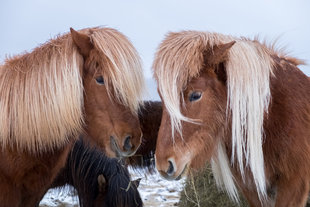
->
[157,158,189,181]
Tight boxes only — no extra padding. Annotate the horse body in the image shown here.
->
[0,27,145,206]
[153,31,310,206]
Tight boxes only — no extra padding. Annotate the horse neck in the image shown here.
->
[126,101,162,171]
[138,101,162,155]
[262,56,310,166]
[222,56,310,174]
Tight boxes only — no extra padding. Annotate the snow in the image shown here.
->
[131,168,185,207]
[40,186,79,207]
[40,168,185,207]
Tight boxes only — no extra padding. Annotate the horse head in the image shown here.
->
[70,28,145,157]
[153,31,236,180]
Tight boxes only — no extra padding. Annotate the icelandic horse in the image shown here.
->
[51,136,143,207]
[152,31,310,206]
[0,27,145,206]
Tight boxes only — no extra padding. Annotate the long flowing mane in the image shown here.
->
[0,27,144,152]
[153,31,276,201]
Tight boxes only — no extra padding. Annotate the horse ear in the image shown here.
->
[97,174,107,193]
[204,41,235,66]
[70,27,93,57]
[132,178,142,188]
[204,41,235,85]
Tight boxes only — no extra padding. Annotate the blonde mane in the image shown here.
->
[153,31,274,201]
[0,27,144,152]
[90,28,145,114]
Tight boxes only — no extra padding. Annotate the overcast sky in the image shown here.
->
[1,0,309,100]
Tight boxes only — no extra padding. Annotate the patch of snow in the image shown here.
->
[40,186,79,207]
[130,168,185,207]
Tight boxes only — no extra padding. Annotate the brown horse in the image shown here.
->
[0,27,145,207]
[153,31,310,207]
[126,101,162,172]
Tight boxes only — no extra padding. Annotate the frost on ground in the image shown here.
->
[131,168,185,207]
[39,168,185,207]
[39,186,79,207]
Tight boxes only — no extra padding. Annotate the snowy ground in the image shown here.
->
[39,169,185,207]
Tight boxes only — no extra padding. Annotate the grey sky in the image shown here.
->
[1,0,309,100]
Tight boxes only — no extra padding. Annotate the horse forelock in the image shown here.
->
[153,31,209,136]
[0,33,84,152]
[153,31,275,202]
[90,28,145,115]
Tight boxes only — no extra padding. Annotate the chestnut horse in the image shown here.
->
[51,137,143,207]
[153,31,310,207]
[0,27,144,206]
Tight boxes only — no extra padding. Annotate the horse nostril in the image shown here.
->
[123,135,133,151]
[166,160,175,176]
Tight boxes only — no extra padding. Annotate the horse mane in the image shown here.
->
[0,33,84,152]
[52,137,143,207]
[153,31,282,201]
[0,27,144,152]
[259,37,306,66]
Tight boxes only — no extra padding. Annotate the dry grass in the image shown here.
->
[178,165,310,207]
[179,165,248,207]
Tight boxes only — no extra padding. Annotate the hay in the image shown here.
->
[179,165,248,207]
[178,165,310,206]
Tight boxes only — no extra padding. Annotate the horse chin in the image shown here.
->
[110,136,137,158]
[117,148,138,158]
[175,164,189,180]
[159,163,189,181]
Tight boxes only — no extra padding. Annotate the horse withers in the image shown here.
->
[0,27,145,206]
[153,31,310,206]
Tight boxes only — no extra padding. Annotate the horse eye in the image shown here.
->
[189,91,202,102]
[95,76,104,85]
